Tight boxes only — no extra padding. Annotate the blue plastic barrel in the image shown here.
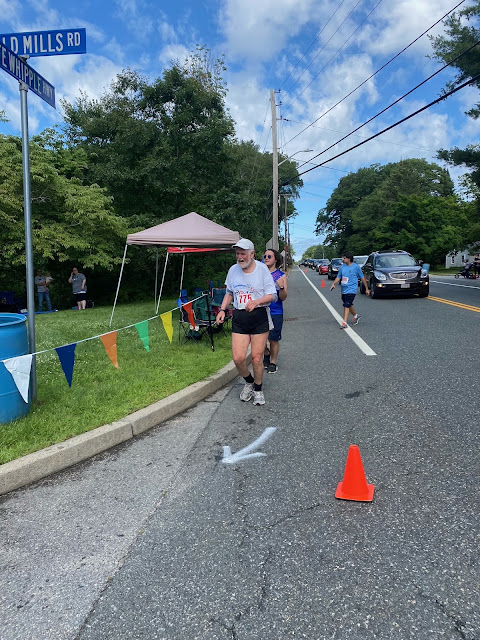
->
[0,313,31,423]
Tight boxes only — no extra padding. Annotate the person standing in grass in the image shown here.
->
[217,239,277,406]
[68,267,87,310]
[262,249,287,374]
[330,252,369,329]
[35,270,52,312]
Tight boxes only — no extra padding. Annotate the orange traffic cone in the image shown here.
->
[335,445,374,501]
[304,268,307,274]
[321,279,325,288]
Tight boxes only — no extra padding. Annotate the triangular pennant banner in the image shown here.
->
[135,320,150,352]
[183,301,195,329]
[160,311,173,343]
[100,331,119,369]
[55,343,77,387]
[3,354,33,403]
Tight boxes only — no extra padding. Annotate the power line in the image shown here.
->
[283,0,383,113]
[283,0,467,147]
[295,39,480,172]
[283,118,442,154]
[292,72,480,181]
[280,0,350,94]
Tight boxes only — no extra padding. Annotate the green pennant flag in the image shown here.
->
[135,320,150,352]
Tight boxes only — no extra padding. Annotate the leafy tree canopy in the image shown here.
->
[315,159,469,264]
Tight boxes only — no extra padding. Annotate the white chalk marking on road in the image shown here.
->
[300,268,377,357]
[430,279,480,289]
[222,427,277,464]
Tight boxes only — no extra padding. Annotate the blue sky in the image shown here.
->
[1,0,479,258]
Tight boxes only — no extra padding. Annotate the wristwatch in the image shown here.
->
[279,286,285,290]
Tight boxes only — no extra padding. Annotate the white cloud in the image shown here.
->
[114,0,155,39]
[219,0,320,62]
[157,44,190,67]
[359,0,458,58]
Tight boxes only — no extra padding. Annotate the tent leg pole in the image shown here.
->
[154,247,159,312]
[179,254,186,294]
[156,252,169,315]
[110,243,128,327]
[205,294,215,352]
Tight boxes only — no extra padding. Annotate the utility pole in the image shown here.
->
[271,89,279,251]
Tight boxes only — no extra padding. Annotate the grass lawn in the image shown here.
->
[0,300,233,465]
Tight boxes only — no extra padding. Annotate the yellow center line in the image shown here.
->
[428,296,480,313]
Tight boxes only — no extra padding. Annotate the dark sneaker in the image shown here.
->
[263,355,270,369]
[267,363,277,374]
[353,315,361,326]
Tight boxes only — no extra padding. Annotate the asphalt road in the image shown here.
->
[1,268,478,640]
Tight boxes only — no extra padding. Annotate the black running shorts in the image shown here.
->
[232,307,269,335]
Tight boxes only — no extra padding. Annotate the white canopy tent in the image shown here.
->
[110,212,240,325]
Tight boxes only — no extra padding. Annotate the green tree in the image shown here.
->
[302,244,337,260]
[0,134,127,303]
[315,159,465,264]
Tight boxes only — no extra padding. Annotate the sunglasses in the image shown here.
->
[263,254,274,259]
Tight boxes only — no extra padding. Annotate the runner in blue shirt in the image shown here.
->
[330,252,369,329]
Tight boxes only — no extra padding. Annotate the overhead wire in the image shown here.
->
[294,39,480,172]
[290,72,480,182]
[282,0,383,113]
[283,0,466,147]
[282,118,440,154]
[280,0,349,92]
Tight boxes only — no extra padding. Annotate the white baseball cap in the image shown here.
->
[232,238,254,251]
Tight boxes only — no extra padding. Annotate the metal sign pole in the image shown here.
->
[19,80,37,400]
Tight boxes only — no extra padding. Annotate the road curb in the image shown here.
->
[0,356,248,496]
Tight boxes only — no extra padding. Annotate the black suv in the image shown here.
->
[361,250,429,298]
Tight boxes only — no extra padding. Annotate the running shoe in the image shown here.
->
[267,363,277,374]
[240,382,254,402]
[340,322,348,329]
[353,315,361,326]
[252,390,265,405]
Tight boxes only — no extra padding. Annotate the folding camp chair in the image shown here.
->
[210,287,232,328]
[178,295,218,350]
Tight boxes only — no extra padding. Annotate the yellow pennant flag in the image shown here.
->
[160,311,173,343]
[100,331,119,369]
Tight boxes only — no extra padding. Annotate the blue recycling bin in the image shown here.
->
[0,313,31,423]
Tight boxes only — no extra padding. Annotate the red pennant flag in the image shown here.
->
[100,331,119,369]
[182,301,195,329]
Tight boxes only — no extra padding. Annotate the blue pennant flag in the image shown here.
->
[55,343,77,387]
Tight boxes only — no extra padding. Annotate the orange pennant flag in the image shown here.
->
[183,301,195,329]
[100,331,119,369]
[160,311,174,343]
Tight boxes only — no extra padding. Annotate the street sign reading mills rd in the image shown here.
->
[0,28,86,58]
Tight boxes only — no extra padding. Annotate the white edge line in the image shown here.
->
[299,268,377,357]
[430,279,480,289]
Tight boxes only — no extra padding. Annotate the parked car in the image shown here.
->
[361,250,429,298]
[354,255,369,287]
[317,259,330,275]
[354,255,368,268]
[311,259,320,270]
[327,258,343,280]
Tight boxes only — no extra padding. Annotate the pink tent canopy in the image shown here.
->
[110,212,240,325]
[126,212,240,248]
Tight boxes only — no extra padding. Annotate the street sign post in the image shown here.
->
[0,29,85,401]
[0,28,86,57]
